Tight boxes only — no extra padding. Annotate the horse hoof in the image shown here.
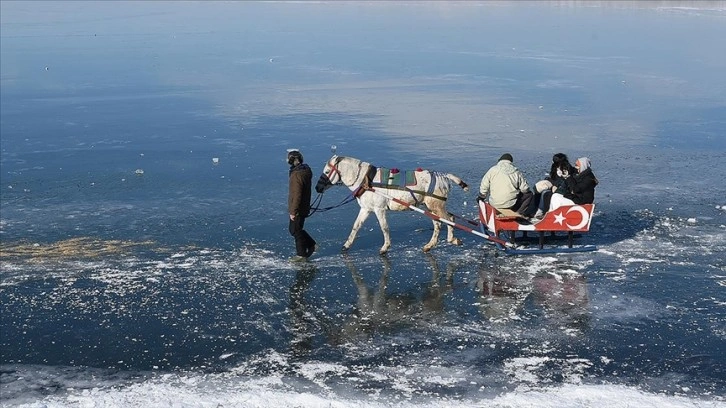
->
[450,238,463,246]
[422,246,432,253]
[379,248,389,255]
[341,246,349,252]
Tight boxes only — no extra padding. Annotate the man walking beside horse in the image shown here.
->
[287,149,317,261]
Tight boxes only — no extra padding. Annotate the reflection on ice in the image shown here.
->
[477,262,532,321]
[532,271,590,332]
[476,259,590,332]
[329,254,458,345]
[288,264,318,356]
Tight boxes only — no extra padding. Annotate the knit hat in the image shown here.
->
[575,157,590,171]
[499,153,513,162]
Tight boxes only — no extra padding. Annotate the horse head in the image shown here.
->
[315,155,343,193]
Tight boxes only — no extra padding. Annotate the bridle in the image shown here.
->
[322,155,344,186]
[309,156,355,215]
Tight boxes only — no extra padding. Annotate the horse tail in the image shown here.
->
[445,173,469,192]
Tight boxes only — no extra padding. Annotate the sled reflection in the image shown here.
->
[330,254,457,344]
[532,270,590,331]
[477,261,590,331]
[476,262,532,321]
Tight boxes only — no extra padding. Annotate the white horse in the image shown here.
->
[315,155,469,254]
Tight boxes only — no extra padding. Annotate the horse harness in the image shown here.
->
[360,164,448,204]
[325,156,449,204]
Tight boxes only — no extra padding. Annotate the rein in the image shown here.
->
[308,189,359,216]
[307,155,359,216]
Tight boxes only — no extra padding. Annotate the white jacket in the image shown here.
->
[479,160,530,208]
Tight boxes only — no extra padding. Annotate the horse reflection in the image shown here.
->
[330,254,457,344]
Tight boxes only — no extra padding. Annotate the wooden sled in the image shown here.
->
[478,200,596,253]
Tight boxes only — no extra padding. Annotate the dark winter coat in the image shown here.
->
[288,163,313,217]
[563,168,598,205]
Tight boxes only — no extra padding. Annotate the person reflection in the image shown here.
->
[531,270,590,331]
[476,260,532,321]
[289,263,318,356]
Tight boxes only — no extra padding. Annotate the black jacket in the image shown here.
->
[564,168,598,204]
[288,163,313,217]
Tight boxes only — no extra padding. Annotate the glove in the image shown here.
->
[557,168,569,178]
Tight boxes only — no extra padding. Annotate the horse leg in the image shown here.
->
[343,208,371,251]
[432,202,462,246]
[445,213,462,246]
[424,201,462,251]
[423,219,442,252]
[372,209,391,254]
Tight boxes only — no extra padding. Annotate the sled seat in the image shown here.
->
[490,207,526,221]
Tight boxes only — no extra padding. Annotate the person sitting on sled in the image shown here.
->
[532,153,577,219]
[547,156,599,212]
[478,153,534,217]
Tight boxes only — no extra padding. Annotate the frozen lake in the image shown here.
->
[1,2,725,407]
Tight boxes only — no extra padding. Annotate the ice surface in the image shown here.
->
[1,1,725,407]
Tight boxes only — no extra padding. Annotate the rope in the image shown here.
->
[308,190,358,216]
